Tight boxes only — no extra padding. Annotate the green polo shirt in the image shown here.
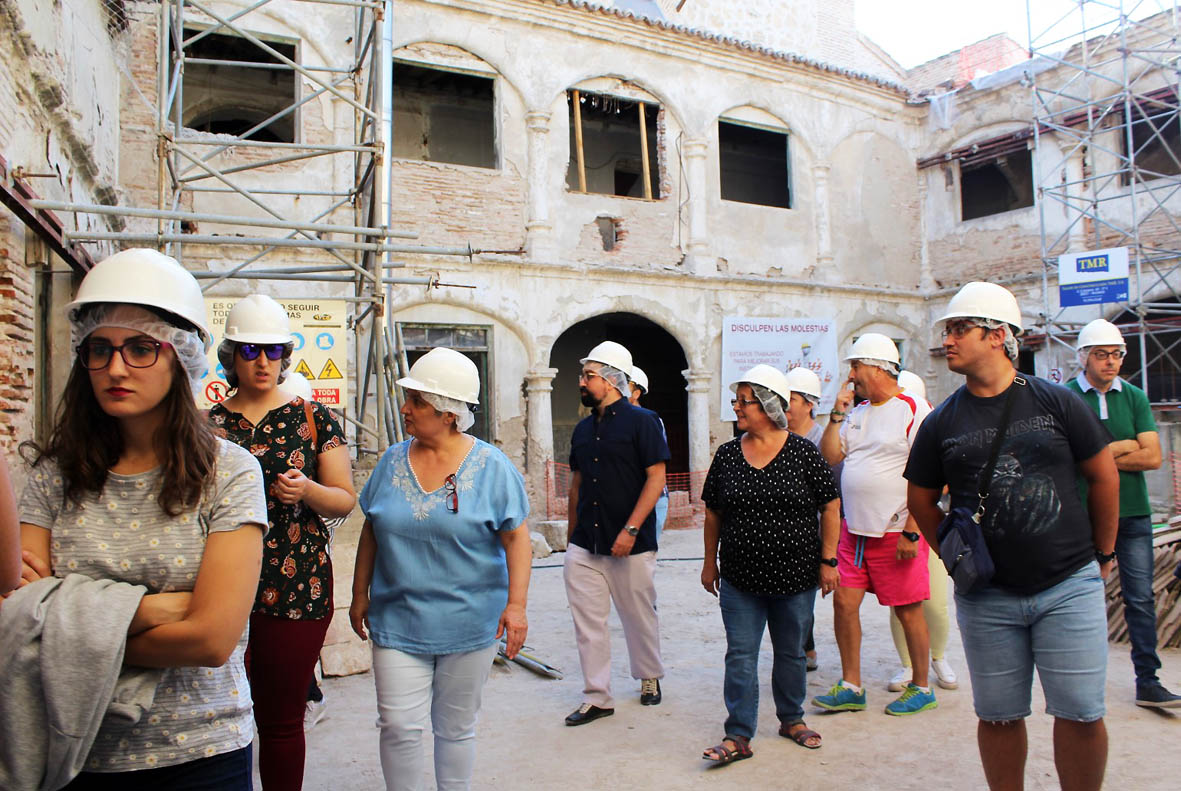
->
[1066,374,1156,517]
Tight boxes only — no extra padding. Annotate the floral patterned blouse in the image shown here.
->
[209,397,346,620]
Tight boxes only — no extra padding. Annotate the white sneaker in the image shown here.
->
[932,658,959,689]
[887,666,912,692]
[304,698,328,732]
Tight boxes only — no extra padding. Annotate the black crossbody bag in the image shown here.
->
[936,376,1026,594]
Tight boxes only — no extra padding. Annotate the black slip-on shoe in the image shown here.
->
[565,703,615,726]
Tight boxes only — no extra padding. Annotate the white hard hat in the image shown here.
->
[631,365,649,394]
[1077,318,1125,350]
[898,370,927,400]
[280,370,314,401]
[580,340,633,374]
[937,281,1024,334]
[845,333,901,364]
[67,248,212,348]
[730,364,792,403]
[396,347,480,404]
[223,294,292,344]
[786,367,822,402]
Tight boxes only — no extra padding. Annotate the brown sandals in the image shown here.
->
[702,734,753,765]
[779,721,822,749]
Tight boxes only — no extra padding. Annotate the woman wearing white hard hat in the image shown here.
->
[350,347,531,791]
[700,364,840,762]
[209,293,356,791]
[13,249,267,788]
[886,371,958,693]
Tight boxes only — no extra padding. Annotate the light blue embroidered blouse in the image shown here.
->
[359,438,529,654]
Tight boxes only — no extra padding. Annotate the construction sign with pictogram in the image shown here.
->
[198,298,349,410]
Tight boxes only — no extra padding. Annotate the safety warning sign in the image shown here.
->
[318,359,343,380]
[198,298,349,410]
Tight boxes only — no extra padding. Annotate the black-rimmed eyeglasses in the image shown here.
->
[1088,349,1126,361]
[238,343,286,361]
[444,473,459,513]
[77,339,167,370]
[730,397,760,408]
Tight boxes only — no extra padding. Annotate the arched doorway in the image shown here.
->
[549,312,689,473]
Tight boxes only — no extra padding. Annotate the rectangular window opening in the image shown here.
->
[393,62,497,169]
[567,90,662,199]
[718,120,791,208]
[180,27,298,143]
[960,147,1033,221]
[397,323,493,442]
[1124,97,1181,184]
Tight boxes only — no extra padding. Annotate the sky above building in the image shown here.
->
[856,0,1127,69]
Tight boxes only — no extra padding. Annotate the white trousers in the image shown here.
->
[563,543,664,708]
[371,643,497,791]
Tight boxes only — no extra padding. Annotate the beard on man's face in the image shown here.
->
[579,387,599,407]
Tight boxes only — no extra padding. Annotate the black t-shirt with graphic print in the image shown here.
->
[904,375,1111,595]
[702,433,839,596]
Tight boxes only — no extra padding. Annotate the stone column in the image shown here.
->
[524,367,559,484]
[682,139,713,274]
[525,111,556,261]
[813,164,833,268]
[684,369,713,477]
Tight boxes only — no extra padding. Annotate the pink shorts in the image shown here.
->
[837,520,930,606]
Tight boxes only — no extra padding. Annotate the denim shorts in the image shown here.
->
[955,561,1107,723]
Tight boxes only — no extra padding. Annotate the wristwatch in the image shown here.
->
[1095,548,1117,563]
[624,525,640,537]
[901,530,921,543]
[820,557,838,568]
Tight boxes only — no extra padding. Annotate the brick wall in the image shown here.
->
[928,225,1043,287]
[390,160,527,253]
[0,219,37,466]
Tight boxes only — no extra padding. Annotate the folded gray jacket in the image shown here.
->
[0,574,165,790]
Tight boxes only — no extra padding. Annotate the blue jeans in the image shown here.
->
[955,562,1107,722]
[719,578,816,739]
[1115,515,1163,688]
[61,746,252,791]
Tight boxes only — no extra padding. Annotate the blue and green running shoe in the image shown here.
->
[885,683,937,716]
[811,681,867,712]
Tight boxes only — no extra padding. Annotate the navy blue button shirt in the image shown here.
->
[569,398,670,555]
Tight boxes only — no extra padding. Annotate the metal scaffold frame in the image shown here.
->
[1029,0,1181,400]
[37,0,473,453]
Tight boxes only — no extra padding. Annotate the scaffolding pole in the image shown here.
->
[44,0,474,455]
[1029,0,1181,401]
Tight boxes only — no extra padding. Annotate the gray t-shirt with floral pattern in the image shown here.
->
[19,438,267,772]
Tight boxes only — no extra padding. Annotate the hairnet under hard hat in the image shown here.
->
[747,382,789,430]
[71,304,209,390]
[419,390,476,433]
[856,358,901,376]
[588,362,631,398]
[966,318,1019,361]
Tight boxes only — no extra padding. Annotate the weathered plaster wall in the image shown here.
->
[0,0,127,488]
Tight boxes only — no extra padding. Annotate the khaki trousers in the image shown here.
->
[563,543,664,708]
